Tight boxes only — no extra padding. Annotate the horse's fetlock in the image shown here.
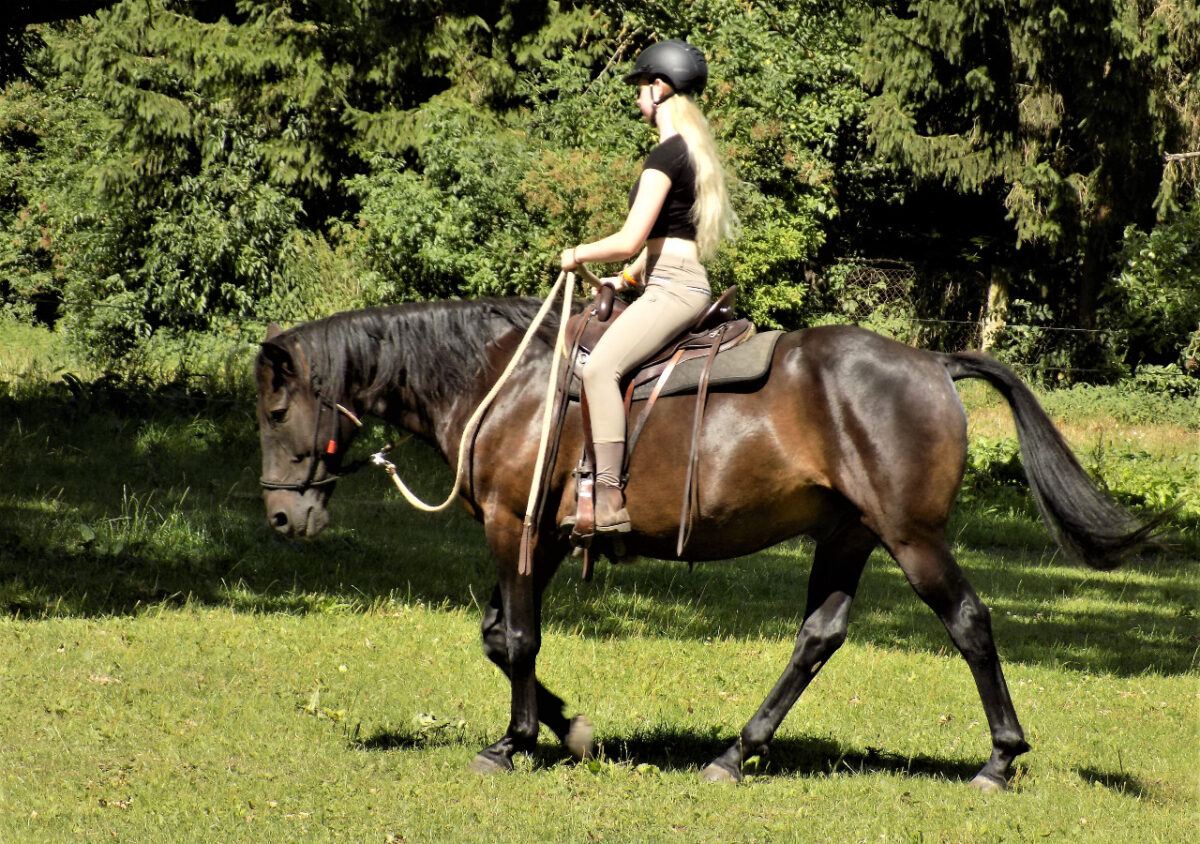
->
[997,732,1030,756]
[737,729,773,760]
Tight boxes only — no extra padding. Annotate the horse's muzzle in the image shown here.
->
[263,489,330,538]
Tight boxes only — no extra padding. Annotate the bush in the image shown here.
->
[984,298,1127,387]
[1039,381,1200,431]
[1105,201,1200,374]
[341,96,629,302]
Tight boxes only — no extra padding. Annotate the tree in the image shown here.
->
[2,2,125,83]
[860,0,1200,349]
[2,0,582,360]
[350,0,871,324]
[3,0,875,365]
[6,2,122,25]
[556,0,870,326]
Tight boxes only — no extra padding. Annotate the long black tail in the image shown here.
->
[941,352,1169,569]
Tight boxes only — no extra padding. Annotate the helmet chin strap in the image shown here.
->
[650,84,675,124]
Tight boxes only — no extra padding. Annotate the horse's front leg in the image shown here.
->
[470,520,589,772]
[478,584,594,761]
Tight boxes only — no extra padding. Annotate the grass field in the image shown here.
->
[1,321,1196,841]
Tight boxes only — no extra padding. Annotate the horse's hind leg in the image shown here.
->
[703,523,877,783]
[889,537,1030,790]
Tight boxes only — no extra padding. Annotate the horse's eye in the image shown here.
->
[270,408,287,424]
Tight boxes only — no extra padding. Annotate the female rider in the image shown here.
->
[560,40,737,536]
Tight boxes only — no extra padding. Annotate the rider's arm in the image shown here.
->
[562,170,671,269]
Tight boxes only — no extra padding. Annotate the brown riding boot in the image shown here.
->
[594,481,631,534]
[592,441,631,534]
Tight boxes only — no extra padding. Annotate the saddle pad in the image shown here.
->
[568,329,783,402]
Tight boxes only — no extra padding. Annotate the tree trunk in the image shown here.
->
[980,268,1009,351]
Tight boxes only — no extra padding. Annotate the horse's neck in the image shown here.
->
[433,329,551,459]
[370,312,550,459]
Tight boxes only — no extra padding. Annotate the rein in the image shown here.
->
[264,270,589,578]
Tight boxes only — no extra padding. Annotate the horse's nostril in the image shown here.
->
[271,511,289,529]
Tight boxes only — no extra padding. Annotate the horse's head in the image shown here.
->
[255,324,360,538]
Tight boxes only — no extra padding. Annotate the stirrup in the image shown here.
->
[564,468,596,546]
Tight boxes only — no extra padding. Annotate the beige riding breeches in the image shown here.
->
[581,254,711,478]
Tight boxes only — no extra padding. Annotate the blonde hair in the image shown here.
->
[661,94,737,260]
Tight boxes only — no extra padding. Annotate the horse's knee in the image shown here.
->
[480,605,507,665]
[807,624,847,664]
[788,619,847,677]
[505,626,540,668]
[482,627,506,667]
[796,600,851,665]
[480,617,540,670]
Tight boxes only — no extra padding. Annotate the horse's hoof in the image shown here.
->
[469,752,512,775]
[969,772,1006,792]
[565,715,595,760]
[701,762,741,784]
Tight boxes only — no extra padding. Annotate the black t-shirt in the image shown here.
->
[628,134,697,240]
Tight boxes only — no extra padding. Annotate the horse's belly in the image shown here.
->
[626,477,845,562]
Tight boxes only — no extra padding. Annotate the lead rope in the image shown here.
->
[371,271,576,516]
[518,269,578,575]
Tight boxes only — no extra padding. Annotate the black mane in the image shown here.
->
[276,297,555,411]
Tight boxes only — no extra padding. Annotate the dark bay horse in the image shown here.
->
[255,297,1159,790]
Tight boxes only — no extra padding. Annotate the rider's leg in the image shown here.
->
[592,442,631,532]
[581,268,710,532]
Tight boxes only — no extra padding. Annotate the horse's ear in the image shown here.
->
[265,323,283,341]
[259,338,295,378]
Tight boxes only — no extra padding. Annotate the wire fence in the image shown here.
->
[836,258,916,308]
[827,258,1130,380]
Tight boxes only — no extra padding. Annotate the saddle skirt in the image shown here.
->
[552,285,784,571]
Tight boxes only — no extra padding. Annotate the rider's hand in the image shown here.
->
[596,275,623,296]
[560,247,581,271]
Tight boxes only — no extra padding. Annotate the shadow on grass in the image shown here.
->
[353,727,1154,798]
[350,724,1156,797]
[601,729,985,784]
[1076,766,1151,799]
[352,723,986,785]
[353,727,482,753]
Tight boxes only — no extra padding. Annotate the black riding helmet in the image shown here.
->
[623,39,708,96]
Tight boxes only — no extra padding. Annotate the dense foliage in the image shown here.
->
[0,0,1195,380]
[859,0,1199,377]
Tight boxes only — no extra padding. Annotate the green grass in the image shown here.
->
[0,599,1194,841]
[1,320,1197,841]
